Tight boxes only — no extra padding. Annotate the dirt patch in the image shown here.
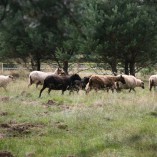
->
[150,111,157,117]
[0,151,14,157]
[54,121,68,130]
[42,100,72,111]
[0,96,10,102]
[20,91,32,97]
[0,122,44,137]
[22,100,39,106]
[42,100,57,107]
[25,152,35,157]
[0,133,6,139]
[0,112,8,116]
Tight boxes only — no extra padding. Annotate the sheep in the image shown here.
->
[28,67,63,88]
[68,76,91,93]
[0,75,14,91]
[85,74,126,93]
[39,74,81,97]
[149,75,157,91]
[116,75,144,92]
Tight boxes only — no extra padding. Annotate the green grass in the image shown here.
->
[1,79,157,157]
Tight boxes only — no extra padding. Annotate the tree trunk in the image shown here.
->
[63,60,68,75]
[30,58,35,70]
[36,58,40,71]
[124,60,129,75]
[36,53,41,71]
[110,61,117,74]
[129,61,135,76]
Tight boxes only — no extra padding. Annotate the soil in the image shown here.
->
[0,122,44,137]
[0,151,14,157]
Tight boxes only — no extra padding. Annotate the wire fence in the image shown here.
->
[0,62,100,73]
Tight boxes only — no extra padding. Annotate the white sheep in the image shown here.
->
[0,75,14,91]
[116,75,144,92]
[149,75,157,91]
[28,67,63,88]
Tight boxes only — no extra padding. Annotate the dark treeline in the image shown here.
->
[0,0,157,75]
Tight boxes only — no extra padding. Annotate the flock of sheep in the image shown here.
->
[0,67,157,97]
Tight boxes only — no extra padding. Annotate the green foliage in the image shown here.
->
[82,0,157,73]
[0,0,156,73]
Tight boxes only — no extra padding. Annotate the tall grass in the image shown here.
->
[0,79,157,157]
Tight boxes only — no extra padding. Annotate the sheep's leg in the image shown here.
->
[150,80,155,91]
[129,88,136,92]
[149,85,152,91]
[36,81,41,88]
[111,88,114,93]
[62,89,66,95]
[94,87,98,92]
[28,82,32,88]
[68,85,73,95]
[39,86,46,98]
[110,85,115,93]
[75,86,80,93]
[85,87,90,94]
[132,89,136,92]
[69,90,74,95]
[28,77,34,88]
[68,88,73,95]
[106,87,109,92]
[48,88,52,95]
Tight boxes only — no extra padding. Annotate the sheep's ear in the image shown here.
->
[120,75,123,78]
[113,72,117,76]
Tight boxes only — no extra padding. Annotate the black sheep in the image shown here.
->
[69,76,90,93]
[39,74,81,97]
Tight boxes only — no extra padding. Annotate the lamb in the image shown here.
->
[116,75,144,92]
[28,67,63,88]
[149,75,157,91]
[0,75,14,91]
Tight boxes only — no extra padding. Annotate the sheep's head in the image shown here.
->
[71,74,81,82]
[8,75,14,80]
[118,75,126,84]
[57,67,65,76]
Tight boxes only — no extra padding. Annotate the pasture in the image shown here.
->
[1,75,157,157]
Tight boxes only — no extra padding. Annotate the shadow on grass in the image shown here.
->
[124,133,157,155]
[150,111,157,117]
[76,142,121,157]
[76,143,105,157]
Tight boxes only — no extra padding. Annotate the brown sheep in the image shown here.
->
[85,75,125,93]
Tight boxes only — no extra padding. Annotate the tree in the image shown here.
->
[83,0,157,75]
[0,0,87,72]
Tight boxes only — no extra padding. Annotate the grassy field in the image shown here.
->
[1,77,157,157]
